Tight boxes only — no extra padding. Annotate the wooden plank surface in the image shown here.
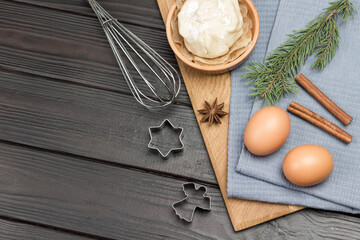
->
[0,142,359,239]
[0,69,215,183]
[0,0,217,184]
[0,142,253,239]
[12,0,165,30]
[156,0,303,231]
[0,218,91,240]
[0,1,190,106]
[0,0,359,238]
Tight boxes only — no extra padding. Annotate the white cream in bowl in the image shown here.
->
[177,0,244,58]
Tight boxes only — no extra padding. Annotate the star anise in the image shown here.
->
[197,98,228,125]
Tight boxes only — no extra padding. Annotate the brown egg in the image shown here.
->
[244,106,290,156]
[283,145,333,186]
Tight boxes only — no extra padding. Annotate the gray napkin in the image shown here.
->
[228,0,360,213]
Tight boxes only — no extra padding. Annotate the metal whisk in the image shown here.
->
[88,0,181,110]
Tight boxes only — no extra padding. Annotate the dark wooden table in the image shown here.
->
[1,0,360,239]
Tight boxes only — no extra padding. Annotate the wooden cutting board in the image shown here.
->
[156,0,304,231]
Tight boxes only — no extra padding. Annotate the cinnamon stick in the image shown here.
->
[288,101,352,144]
[295,73,353,126]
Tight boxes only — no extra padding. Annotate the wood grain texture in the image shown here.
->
[0,70,215,183]
[0,218,90,240]
[12,0,165,30]
[0,142,359,240]
[0,142,246,239]
[263,209,360,240]
[0,1,190,105]
[156,0,303,231]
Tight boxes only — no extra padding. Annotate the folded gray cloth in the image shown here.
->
[228,0,360,213]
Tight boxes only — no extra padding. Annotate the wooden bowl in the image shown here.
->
[165,0,260,74]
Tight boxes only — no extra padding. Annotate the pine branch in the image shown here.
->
[243,0,357,105]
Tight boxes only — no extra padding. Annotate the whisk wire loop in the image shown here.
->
[89,0,181,110]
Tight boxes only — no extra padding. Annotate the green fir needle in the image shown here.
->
[243,0,357,105]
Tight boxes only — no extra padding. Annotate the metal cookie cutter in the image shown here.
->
[172,182,211,222]
[148,119,184,159]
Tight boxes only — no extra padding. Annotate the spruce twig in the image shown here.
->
[243,0,357,105]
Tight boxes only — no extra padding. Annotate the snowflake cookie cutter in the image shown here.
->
[148,119,184,159]
[172,182,211,223]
